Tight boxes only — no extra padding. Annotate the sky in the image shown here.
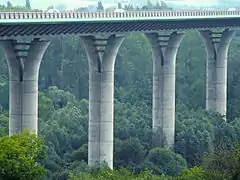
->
[1,0,97,9]
[164,0,218,6]
[0,0,221,9]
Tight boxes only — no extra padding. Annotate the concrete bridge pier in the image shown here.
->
[199,29,235,119]
[0,39,50,136]
[81,35,124,169]
[145,32,184,148]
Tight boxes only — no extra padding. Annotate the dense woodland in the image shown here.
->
[1,2,240,180]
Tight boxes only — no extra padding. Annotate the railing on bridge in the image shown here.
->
[0,10,239,20]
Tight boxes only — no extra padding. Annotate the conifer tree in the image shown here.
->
[25,0,31,9]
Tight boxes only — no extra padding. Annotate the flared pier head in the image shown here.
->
[199,29,235,119]
[145,31,184,149]
[81,34,124,169]
[0,38,50,136]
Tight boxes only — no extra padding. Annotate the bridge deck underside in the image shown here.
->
[0,18,240,37]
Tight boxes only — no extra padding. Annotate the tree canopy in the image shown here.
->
[25,0,31,9]
[0,131,47,180]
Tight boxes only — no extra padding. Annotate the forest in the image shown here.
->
[1,2,240,180]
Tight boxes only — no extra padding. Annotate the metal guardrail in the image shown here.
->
[0,10,239,20]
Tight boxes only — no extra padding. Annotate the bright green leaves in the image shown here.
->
[0,131,47,180]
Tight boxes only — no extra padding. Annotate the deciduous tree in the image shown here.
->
[0,131,47,180]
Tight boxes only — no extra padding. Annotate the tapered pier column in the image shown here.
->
[0,39,50,136]
[199,29,235,118]
[81,35,124,169]
[145,32,184,148]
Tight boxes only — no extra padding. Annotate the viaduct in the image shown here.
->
[0,10,240,169]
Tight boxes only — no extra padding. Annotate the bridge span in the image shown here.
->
[0,10,240,37]
[0,10,239,169]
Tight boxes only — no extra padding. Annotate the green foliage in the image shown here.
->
[0,131,47,180]
[38,92,54,120]
[0,5,28,11]
[97,1,104,11]
[6,1,12,8]
[68,168,166,180]
[180,166,205,180]
[0,114,8,137]
[143,148,187,176]
[174,144,240,180]
[199,144,240,179]
[175,107,215,167]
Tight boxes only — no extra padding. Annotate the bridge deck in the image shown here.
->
[0,10,240,24]
[0,11,240,37]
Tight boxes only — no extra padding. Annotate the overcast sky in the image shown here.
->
[0,0,221,9]
[0,0,99,9]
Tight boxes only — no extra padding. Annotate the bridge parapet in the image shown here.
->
[0,10,239,20]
